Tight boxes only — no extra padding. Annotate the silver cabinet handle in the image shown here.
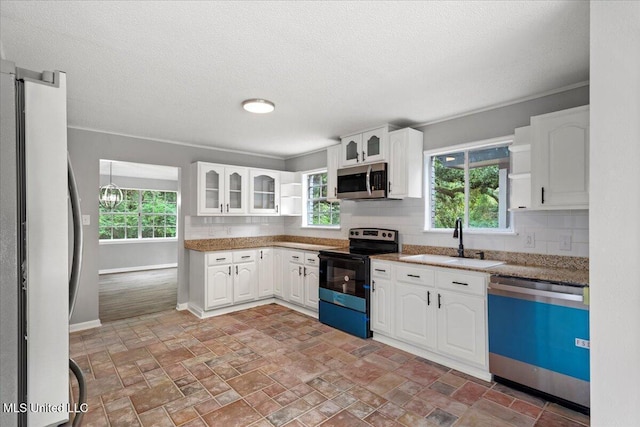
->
[226,203,229,212]
[427,291,431,305]
[366,165,372,195]
[260,250,263,260]
[228,266,231,275]
[374,268,387,273]
[362,150,366,162]
[298,266,302,276]
[334,187,337,197]
[235,265,238,275]
[438,293,442,309]
[303,267,307,277]
[216,257,227,261]
[241,255,251,259]
[220,204,223,213]
[372,280,375,292]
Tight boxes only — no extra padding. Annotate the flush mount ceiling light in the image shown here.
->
[242,98,275,114]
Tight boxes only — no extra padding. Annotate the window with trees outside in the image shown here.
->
[304,171,340,227]
[99,189,177,240]
[426,140,511,231]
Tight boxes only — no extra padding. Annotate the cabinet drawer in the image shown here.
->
[288,251,304,263]
[304,252,319,266]
[436,270,486,296]
[396,264,434,287]
[207,252,232,265]
[233,250,256,263]
[371,261,391,279]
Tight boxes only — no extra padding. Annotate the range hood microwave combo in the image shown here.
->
[337,162,392,200]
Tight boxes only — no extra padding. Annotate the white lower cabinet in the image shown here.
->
[206,264,233,309]
[190,247,321,317]
[436,290,486,366]
[371,276,393,335]
[257,248,274,298]
[233,261,257,304]
[283,250,320,310]
[304,265,319,310]
[370,261,488,373]
[395,282,437,349]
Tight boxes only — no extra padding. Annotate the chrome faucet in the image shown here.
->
[452,217,464,258]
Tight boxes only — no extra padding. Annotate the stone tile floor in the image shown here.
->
[70,304,590,427]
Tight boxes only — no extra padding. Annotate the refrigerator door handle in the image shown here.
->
[67,153,83,319]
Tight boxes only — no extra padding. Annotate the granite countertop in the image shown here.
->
[184,235,346,253]
[371,253,589,286]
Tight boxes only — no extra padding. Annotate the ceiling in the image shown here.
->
[0,1,589,159]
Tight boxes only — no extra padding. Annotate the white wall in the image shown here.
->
[285,199,588,257]
[185,215,285,240]
[590,1,640,423]
[284,86,591,257]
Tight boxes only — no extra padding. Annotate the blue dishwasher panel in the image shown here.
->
[488,294,590,382]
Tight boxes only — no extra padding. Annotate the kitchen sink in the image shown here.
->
[399,254,505,269]
[443,257,505,268]
[399,254,454,263]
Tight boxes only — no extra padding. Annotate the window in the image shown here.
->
[99,189,177,240]
[426,139,511,231]
[303,171,340,227]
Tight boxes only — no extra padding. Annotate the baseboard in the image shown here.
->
[99,263,177,275]
[372,333,491,382]
[69,319,102,333]
[176,303,189,311]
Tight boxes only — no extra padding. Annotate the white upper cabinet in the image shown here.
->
[531,105,589,209]
[508,126,532,210]
[388,128,423,199]
[249,169,280,215]
[340,125,393,167]
[193,162,248,215]
[326,145,341,202]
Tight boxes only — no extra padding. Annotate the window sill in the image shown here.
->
[423,228,517,236]
[300,225,341,230]
[99,238,178,245]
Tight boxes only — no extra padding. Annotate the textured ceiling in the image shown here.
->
[0,1,589,159]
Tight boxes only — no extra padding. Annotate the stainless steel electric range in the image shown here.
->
[318,228,398,338]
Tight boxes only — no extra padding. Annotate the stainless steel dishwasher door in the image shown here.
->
[488,275,590,410]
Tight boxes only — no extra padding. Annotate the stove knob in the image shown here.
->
[350,231,354,236]
[382,233,387,237]
[355,231,359,236]
[388,232,393,238]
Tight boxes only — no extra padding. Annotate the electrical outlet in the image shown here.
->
[560,234,572,251]
[524,231,535,248]
[575,338,590,349]
[82,215,91,225]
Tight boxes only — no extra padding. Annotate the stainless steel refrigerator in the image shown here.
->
[1,60,84,426]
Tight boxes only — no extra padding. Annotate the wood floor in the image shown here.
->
[99,268,177,323]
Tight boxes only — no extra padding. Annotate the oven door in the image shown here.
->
[319,253,369,298]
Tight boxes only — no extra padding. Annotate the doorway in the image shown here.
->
[98,160,180,322]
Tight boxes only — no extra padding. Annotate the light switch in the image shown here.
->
[82,215,91,225]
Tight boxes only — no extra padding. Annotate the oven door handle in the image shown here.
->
[318,254,366,264]
[366,165,372,195]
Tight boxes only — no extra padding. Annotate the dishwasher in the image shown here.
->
[488,275,590,413]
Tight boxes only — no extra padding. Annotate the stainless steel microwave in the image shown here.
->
[337,162,388,200]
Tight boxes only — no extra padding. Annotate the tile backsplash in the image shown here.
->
[186,198,588,258]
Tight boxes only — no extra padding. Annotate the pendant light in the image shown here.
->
[99,161,123,210]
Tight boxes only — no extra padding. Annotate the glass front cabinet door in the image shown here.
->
[198,163,226,215]
[224,167,247,214]
[340,126,388,167]
[341,133,363,166]
[249,170,280,214]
